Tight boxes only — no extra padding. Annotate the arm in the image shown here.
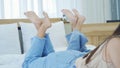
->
[107,37,120,68]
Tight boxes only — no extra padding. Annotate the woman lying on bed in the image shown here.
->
[23,9,120,68]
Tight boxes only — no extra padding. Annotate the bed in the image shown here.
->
[0,18,119,68]
[81,22,119,46]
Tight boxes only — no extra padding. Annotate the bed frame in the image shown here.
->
[0,18,119,46]
[81,23,119,46]
[0,18,62,24]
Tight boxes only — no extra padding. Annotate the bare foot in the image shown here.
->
[76,16,85,31]
[72,9,81,18]
[62,9,77,30]
[24,11,42,30]
[41,12,51,30]
[72,9,85,31]
[37,12,51,38]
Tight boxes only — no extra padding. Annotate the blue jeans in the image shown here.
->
[22,30,89,68]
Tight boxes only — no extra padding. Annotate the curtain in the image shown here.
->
[0,0,4,18]
[0,0,112,23]
[56,0,111,23]
[0,0,57,19]
[111,0,120,20]
[76,0,111,23]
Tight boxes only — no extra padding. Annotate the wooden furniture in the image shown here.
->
[81,23,119,46]
[0,18,62,24]
[0,18,119,46]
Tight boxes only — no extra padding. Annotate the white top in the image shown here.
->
[75,42,115,68]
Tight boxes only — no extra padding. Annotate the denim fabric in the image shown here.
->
[22,30,89,68]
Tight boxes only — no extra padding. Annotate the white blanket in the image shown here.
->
[0,45,96,68]
[0,54,25,68]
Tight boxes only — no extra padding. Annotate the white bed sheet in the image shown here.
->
[55,44,96,51]
[0,54,24,68]
[0,45,96,68]
[0,64,21,68]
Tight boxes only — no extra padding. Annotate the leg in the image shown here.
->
[23,11,54,68]
[62,9,89,52]
[24,11,54,56]
[40,12,55,56]
[23,36,46,68]
[66,30,88,52]
[42,34,55,56]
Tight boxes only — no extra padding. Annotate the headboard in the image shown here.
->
[0,18,119,46]
[81,23,120,46]
[0,18,62,24]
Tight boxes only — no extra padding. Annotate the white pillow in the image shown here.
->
[19,22,68,53]
[0,23,21,55]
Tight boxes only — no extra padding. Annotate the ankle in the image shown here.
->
[37,27,46,38]
[74,26,82,31]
